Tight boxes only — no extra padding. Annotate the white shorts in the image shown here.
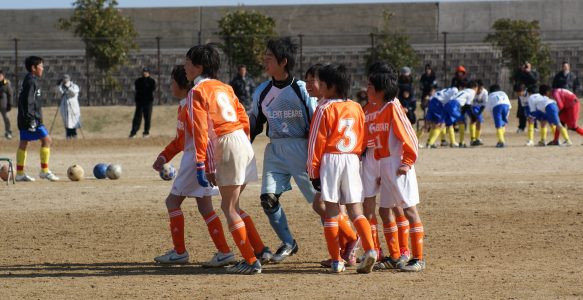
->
[214,129,258,186]
[172,150,219,198]
[379,155,419,209]
[320,153,363,205]
[361,148,380,198]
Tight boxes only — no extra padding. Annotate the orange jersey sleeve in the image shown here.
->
[307,99,365,178]
[373,100,419,166]
[159,103,186,162]
[191,79,248,164]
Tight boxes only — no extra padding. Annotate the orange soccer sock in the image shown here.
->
[229,221,257,264]
[369,217,381,253]
[168,208,186,254]
[410,222,425,260]
[396,216,410,255]
[338,214,357,244]
[324,218,341,261]
[203,211,231,254]
[239,209,266,254]
[383,222,400,260]
[353,215,374,252]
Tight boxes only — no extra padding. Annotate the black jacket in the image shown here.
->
[420,72,437,93]
[18,73,43,130]
[0,79,13,109]
[552,71,579,92]
[135,76,156,104]
[230,74,256,106]
[514,69,539,91]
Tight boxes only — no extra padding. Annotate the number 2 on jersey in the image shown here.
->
[336,118,357,153]
[217,92,237,122]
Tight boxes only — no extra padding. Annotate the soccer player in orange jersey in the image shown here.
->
[368,62,425,272]
[186,44,267,275]
[305,64,360,268]
[307,64,377,274]
[151,65,235,267]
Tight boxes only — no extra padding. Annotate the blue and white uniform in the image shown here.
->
[486,91,512,128]
[425,87,458,124]
[528,93,560,125]
[444,88,476,126]
[249,77,317,246]
[470,88,488,123]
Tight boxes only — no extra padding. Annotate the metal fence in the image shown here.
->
[1,30,583,106]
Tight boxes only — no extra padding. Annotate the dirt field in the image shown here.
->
[1,105,582,299]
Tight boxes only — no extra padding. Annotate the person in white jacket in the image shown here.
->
[58,74,81,139]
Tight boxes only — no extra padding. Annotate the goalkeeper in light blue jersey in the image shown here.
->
[249,37,317,263]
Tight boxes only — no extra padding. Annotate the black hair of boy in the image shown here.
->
[171,65,192,90]
[25,56,43,73]
[186,44,220,79]
[318,64,350,99]
[368,61,398,101]
[476,79,484,87]
[466,80,478,89]
[305,63,324,79]
[266,37,298,73]
[539,84,551,96]
[489,84,501,93]
[513,83,526,92]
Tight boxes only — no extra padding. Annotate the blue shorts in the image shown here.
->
[20,125,49,141]
[470,106,484,123]
[444,101,463,126]
[425,98,445,124]
[261,138,316,203]
[544,103,561,125]
[492,104,510,128]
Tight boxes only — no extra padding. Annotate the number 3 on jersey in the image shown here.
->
[217,92,237,122]
[336,118,357,153]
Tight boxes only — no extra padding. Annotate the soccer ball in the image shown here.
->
[106,164,122,180]
[67,164,84,181]
[159,164,176,181]
[93,163,108,179]
[0,164,9,181]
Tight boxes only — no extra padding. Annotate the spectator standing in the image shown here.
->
[552,61,579,93]
[229,64,256,111]
[451,65,467,88]
[398,67,416,125]
[57,74,81,139]
[514,61,539,132]
[0,70,13,139]
[419,64,437,109]
[130,67,156,138]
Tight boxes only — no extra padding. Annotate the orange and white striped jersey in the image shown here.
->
[363,101,381,149]
[191,77,250,164]
[372,99,418,166]
[307,99,366,178]
[159,98,216,171]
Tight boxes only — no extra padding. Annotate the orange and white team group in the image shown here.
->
[152,39,425,275]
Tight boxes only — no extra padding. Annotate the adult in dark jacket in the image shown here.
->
[229,64,256,111]
[419,64,437,109]
[451,65,467,88]
[0,70,13,139]
[514,62,539,132]
[398,67,417,124]
[552,61,579,93]
[130,67,156,138]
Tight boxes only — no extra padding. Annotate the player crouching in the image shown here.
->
[307,64,377,274]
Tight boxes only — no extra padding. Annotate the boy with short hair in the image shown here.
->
[529,84,572,146]
[307,64,377,274]
[151,65,234,267]
[16,56,59,182]
[368,61,425,272]
[469,80,488,146]
[187,44,267,275]
[485,84,512,148]
[445,80,478,148]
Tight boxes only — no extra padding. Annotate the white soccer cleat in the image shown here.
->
[330,260,346,273]
[15,174,35,182]
[525,140,534,147]
[154,249,189,264]
[39,170,59,182]
[356,249,377,274]
[202,251,236,268]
